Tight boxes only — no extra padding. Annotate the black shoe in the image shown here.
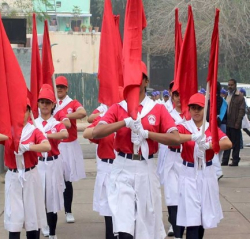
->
[221,162,228,166]
[218,175,223,181]
[229,162,238,166]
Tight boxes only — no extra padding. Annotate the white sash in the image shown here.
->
[35,116,60,162]
[170,108,185,125]
[181,119,209,173]
[165,98,174,113]
[53,95,73,115]
[15,123,36,187]
[119,96,156,160]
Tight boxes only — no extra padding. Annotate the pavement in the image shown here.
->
[1,126,250,239]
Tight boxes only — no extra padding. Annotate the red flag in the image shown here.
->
[207,9,220,153]
[30,13,43,118]
[0,17,27,152]
[123,0,147,119]
[172,5,198,119]
[42,20,54,88]
[174,8,183,81]
[114,15,123,88]
[98,0,121,106]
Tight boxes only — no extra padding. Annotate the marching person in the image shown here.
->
[3,98,51,239]
[53,76,87,223]
[87,103,108,123]
[176,93,232,239]
[36,86,69,239]
[162,90,170,104]
[83,115,117,239]
[92,62,180,239]
[165,81,174,112]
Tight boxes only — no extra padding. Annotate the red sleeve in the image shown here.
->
[218,127,227,140]
[99,104,118,124]
[55,122,66,132]
[177,124,186,134]
[160,105,177,133]
[57,110,69,121]
[87,119,100,144]
[34,129,47,144]
[73,100,83,111]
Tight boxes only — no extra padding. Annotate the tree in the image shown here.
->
[144,0,250,82]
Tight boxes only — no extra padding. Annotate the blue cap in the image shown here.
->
[240,88,246,95]
[163,90,169,97]
[155,91,160,95]
[151,92,156,96]
[198,88,206,94]
[220,88,227,95]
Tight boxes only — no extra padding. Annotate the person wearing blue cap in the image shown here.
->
[163,90,170,103]
[220,88,228,99]
[151,91,156,101]
[155,91,162,104]
[198,88,206,95]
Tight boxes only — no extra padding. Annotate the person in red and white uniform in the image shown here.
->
[87,103,108,123]
[83,116,117,239]
[176,93,232,239]
[92,62,180,239]
[3,99,51,239]
[53,76,86,223]
[36,86,69,239]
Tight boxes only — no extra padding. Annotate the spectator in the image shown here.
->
[221,79,245,166]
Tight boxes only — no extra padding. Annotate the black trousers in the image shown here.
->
[186,226,204,239]
[118,232,133,239]
[243,128,250,137]
[168,206,185,238]
[222,127,241,164]
[64,181,73,213]
[9,230,40,239]
[47,212,57,236]
[104,216,118,239]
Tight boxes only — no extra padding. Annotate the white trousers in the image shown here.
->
[4,167,47,232]
[108,155,166,239]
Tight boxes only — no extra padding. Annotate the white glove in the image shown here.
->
[18,144,30,153]
[124,117,134,128]
[199,141,211,151]
[191,131,203,142]
[139,128,149,139]
[133,118,142,132]
[131,131,141,146]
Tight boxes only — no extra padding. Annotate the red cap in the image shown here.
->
[27,98,31,107]
[141,61,148,77]
[56,76,68,87]
[188,93,205,107]
[38,87,56,103]
[41,84,53,91]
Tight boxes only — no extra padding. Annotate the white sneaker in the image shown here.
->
[49,236,57,239]
[66,213,75,223]
[167,225,174,237]
[41,225,50,237]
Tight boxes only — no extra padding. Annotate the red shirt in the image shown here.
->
[100,101,176,155]
[54,100,83,142]
[177,124,227,163]
[37,123,66,157]
[4,128,47,169]
[54,110,68,122]
[88,117,115,159]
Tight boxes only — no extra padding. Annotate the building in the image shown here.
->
[33,0,92,34]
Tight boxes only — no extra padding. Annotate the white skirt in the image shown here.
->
[163,150,183,206]
[58,139,86,182]
[157,143,169,184]
[177,164,223,229]
[37,157,65,213]
[93,160,113,216]
[107,155,166,239]
[4,167,47,232]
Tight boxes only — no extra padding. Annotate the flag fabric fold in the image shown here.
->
[0,17,27,152]
[98,0,121,106]
[42,20,54,89]
[123,0,147,119]
[30,13,43,118]
[172,5,198,120]
[206,9,220,153]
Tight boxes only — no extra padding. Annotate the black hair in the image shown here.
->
[143,73,148,81]
[169,81,174,91]
[217,81,221,95]
[27,105,31,112]
[229,78,237,85]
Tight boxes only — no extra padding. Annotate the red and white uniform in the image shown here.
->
[54,95,86,182]
[36,116,67,213]
[160,108,185,206]
[88,116,115,216]
[4,123,47,232]
[99,96,177,239]
[176,119,226,229]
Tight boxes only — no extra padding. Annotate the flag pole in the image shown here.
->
[201,82,210,136]
[52,74,58,104]
[30,110,37,128]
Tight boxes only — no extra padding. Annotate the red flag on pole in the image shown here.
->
[172,5,198,119]
[207,9,220,153]
[174,8,183,81]
[123,0,147,119]
[42,20,54,88]
[98,0,121,106]
[30,13,43,118]
[0,17,27,152]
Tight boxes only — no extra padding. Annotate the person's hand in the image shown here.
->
[139,128,149,139]
[197,149,205,159]
[191,131,203,142]
[199,141,211,151]
[131,131,141,146]
[124,117,134,128]
[18,144,30,153]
